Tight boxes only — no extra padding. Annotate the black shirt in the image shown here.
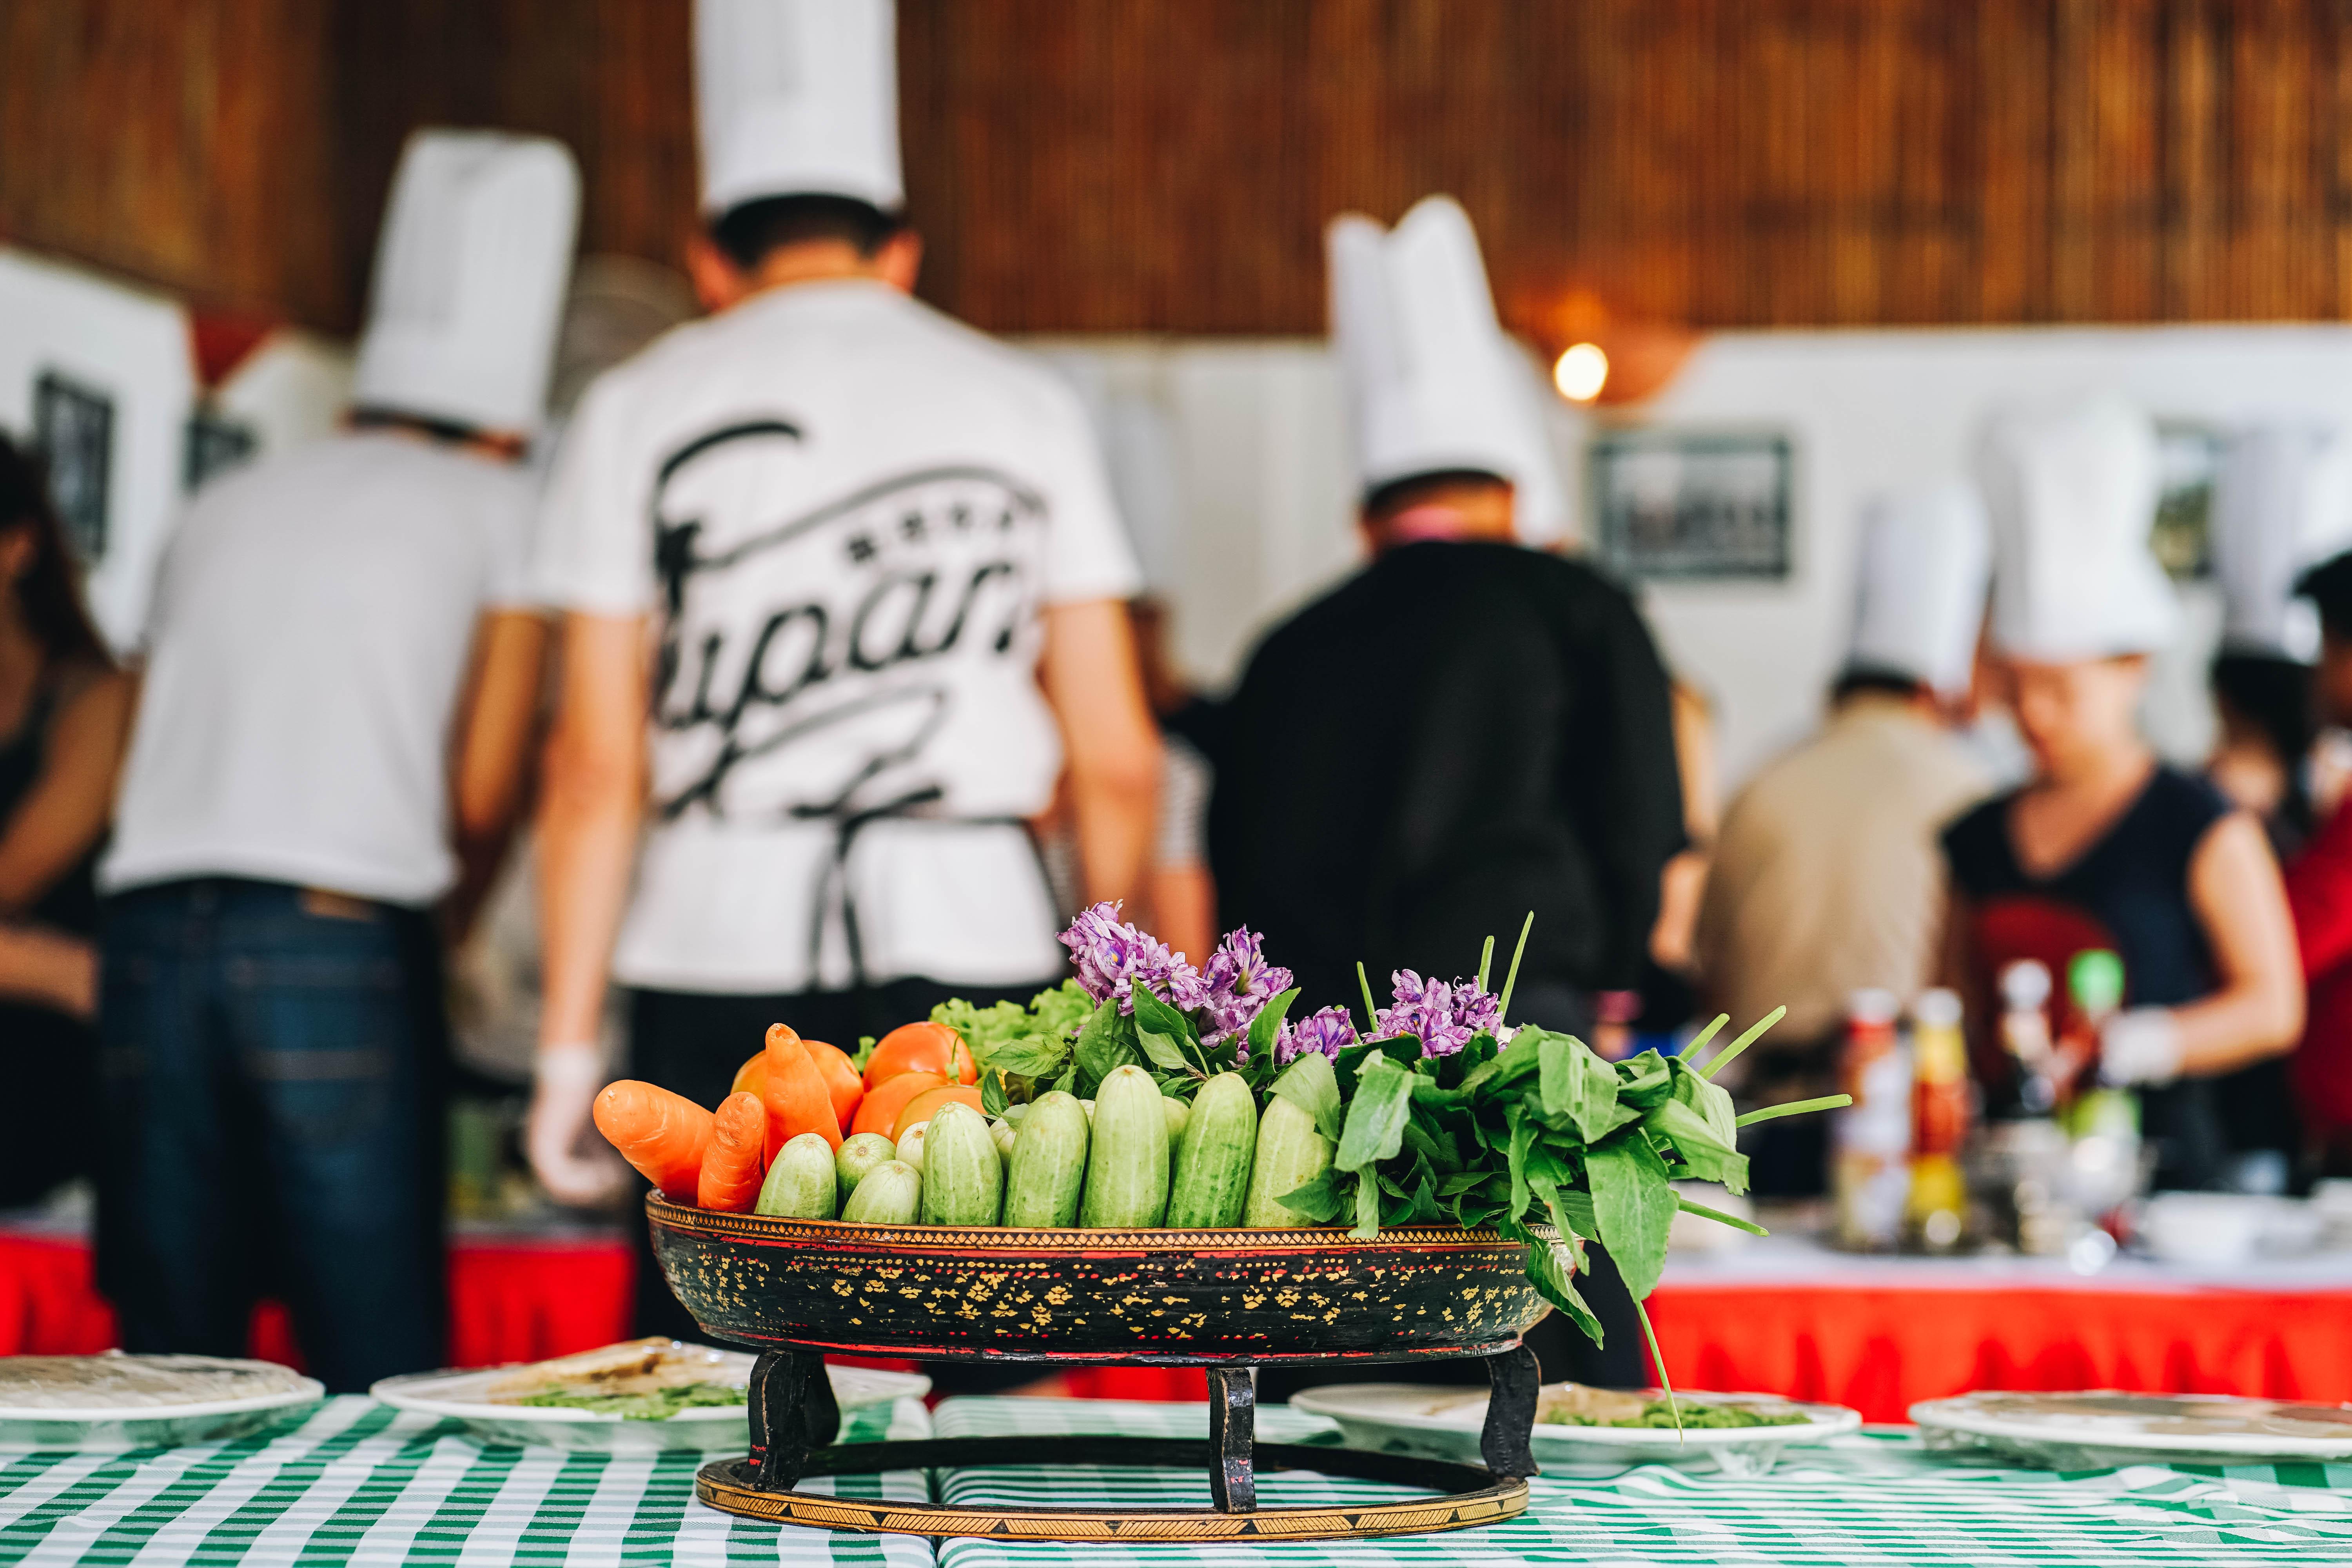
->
[1207,541,1683,1019]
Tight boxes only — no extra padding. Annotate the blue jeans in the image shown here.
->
[97,879,446,1392]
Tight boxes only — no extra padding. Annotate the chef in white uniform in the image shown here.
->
[2207,423,2352,855]
[96,130,577,1391]
[524,0,1162,1299]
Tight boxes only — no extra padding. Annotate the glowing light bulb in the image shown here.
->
[1553,342,1608,401]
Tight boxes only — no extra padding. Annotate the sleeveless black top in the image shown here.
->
[0,671,102,937]
[1942,766,2287,1189]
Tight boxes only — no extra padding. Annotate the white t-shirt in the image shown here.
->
[532,279,1140,995]
[102,432,537,905]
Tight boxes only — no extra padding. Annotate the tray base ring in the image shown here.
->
[694,1436,1530,1542]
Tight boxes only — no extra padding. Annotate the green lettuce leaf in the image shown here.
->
[1269,1050,1343,1142]
[1586,1128,1676,1299]
[1335,1055,1416,1173]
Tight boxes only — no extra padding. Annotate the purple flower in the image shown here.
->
[1199,926,1295,1050]
[1059,902,1207,1015]
[1276,1005,1359,1064]
[1375,969,1503,1058]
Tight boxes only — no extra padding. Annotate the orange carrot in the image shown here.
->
[802,1040,864,1134]
[761,1023,842,1158]
[592,1081,714,1201]
[850,1069,948,1138]
[698,1091,768,1212]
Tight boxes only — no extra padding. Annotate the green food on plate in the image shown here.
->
[514,1381,742,1420]
[1544,1399,1807,1430]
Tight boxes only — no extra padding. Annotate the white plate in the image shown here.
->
[0,1356,325,1452]
[1912,1390,2352,1467]
[372,1350,929,1452]
[1289,1382,1859,1476]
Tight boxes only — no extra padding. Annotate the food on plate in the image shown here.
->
[918,1102,1004,1225]
[756,1132,838,1219]
[1538,1383,1806,1430]
[0,1353,312,1408]
[592,1081,713,1201]
[482,1339,746,1421]
[697,1092,769,1212]
[863,1020,975,1089]
[851,1070,948,1138]
[835,1132,897,1201]
[1080,1064,1170,1227]
[1166,1070,1257,1228]
[760,1024,841,1156]
[891,1083,984,1140]
[840,1158,922,1223]
[1002,1090,1089,1226]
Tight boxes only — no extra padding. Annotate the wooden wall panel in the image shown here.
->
[7,0,2352,339]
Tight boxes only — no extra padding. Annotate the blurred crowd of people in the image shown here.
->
[1,0,2349,1394]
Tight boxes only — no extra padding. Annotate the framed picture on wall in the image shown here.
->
[2151,419,2224,579]
[1591,428,1792,581]
[32,369,114,566]
[183,409,258,493]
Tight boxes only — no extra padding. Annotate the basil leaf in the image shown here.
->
[1613,1049,1673,1107]
[1351,1167,1385,1238]
[1504,1101,1536,1226]
[1335,1055,1415,1173]
[1275,1170,1346,1223]
[1437,1169,1497,1198]
[1133,1021,1194,1073]
[1245,986,1301,1067]
[980,1070,1009,1118]
[1130,988,1201,1073]
[1269,1050,1343,1142]
[1644,1096,1751,1193]
[1586,1129,1677,1299]
[1667,1056,1739,1148]
[1073,1002,1138,1094]
[1539,1032,1643,1144]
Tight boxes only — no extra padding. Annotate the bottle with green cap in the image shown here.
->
[2067,949,2125,1024]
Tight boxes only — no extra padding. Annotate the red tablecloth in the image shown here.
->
[1644,1276,2352,1423]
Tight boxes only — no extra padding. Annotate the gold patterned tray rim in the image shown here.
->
[648,1196,1553,1252]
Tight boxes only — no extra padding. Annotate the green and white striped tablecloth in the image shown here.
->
[929,1397,2352,1568]
[0,1395,929,1567]
[4,1392,2350,1565]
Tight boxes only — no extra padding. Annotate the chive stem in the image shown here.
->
[1698,1005,1786,1080]
[1496,913,1534,1022]
[1735,1093,1852,1127]
[1682,1013,1730,1062]
[1477,934,1496,992]
[1632,1296,1681,1440]
[1357,961,1379,1033]
[1675,1194,1769,1236]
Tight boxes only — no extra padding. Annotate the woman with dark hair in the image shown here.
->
[0,430,133,1205]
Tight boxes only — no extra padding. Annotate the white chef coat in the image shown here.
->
[102,432,538,905]
[532,278,1141,994]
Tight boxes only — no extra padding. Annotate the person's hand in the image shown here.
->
[527,1042,627,1207]
[2098,1008,2184,1087]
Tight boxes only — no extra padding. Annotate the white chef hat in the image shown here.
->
[1846,481,1991,697]
[1979,395,2179,662]
[350,130,580,436]
[697,0,904,218]
[2211,422,2352,663]
[1328,196,1565,541]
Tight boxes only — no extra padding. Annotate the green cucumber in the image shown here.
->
[835,1133,897,1205]
[895,1122,930,1172]
[919,1102,1004,1225]
[1079,1064,1169,1227]
[756,1132,840,1219]
[841,1160,921,1224]
[1002,1090,1089,1227]
[990,1118,1018,1162]
[1165,1072,1258,1228]
[1243,1094,1334,1227]
[1162,1096,1191,1147]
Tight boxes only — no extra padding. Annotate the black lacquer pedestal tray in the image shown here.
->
[648,1195,1552,1542]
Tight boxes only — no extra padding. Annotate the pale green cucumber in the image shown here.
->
[841,1160,921,1224]
[756,1132,840,1219]
[895,1122,930,1172]
[919,1102,1004,1225]
[990,1119,1018,1161]
[1002,1091,1089,1227]
[1079,1064,1169,1227]
[1165,1072,1258,1228]
[835,1133,897,1205]
[1162,1096,1191,1146]
[1243,1095,1334,1227]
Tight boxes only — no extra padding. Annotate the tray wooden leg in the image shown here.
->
[1480,1344,1540,1478]
[748,1347,841,1490]
[1206,1365,1256,1512]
